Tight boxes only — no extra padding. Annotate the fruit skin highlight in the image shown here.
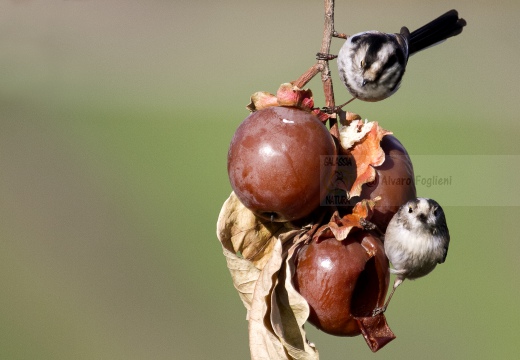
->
[227,106,337,222]
[294,231,390,336]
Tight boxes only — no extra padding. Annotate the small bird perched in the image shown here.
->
[337,10,466,104]
[373,197,450,315]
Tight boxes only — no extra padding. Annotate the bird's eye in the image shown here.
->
[433,208,438,216]
[408,206,413,213]
[360,59,365,68]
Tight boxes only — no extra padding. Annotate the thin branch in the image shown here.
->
[292,0,340,130]
[320,0,335,109]
[293,63,323,89]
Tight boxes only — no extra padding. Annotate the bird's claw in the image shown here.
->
[316,52,338,61]
[332,30,349,39]
[321,106,341,114]
[372,307,386,316]
[360,218,385,237]
[360,218,376,231]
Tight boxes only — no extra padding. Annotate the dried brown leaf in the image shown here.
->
[339,119,373,150]
[345,111,362,122]
[276,83,314,110]
[222,245,261,316]
[245,83,329,122]
[248,239,289,360]
[269,243,319,360]
[339,121,391,198]
[247,91,279,112]
[218,193,319,359]
[217,192,291,314]
[248,239,319,360]
[217,192,293,269]
[314,199,377,241]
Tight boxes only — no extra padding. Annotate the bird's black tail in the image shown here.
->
[407,10,466,55]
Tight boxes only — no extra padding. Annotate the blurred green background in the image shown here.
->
[1,0,519,359]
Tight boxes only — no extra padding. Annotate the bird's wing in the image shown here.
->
[440,232,450,263]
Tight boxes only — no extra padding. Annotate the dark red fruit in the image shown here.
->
[228,107,337,222]
[294,232,389,336]
[360,135,416,232]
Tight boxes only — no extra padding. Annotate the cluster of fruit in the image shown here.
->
[222,84,416,352]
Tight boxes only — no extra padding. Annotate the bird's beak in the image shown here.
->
[361,79,367,87]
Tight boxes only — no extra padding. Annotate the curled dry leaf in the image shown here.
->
[314,198,377,241]
[269,242,319,360]
[217,193,319,359]
[217,192,293,270]
[339,120,392,198]
[345,111,362,122]
[339,119,374,150]
[247,91,279,112]
[217,193,264,314]
[217,192,289,314]
[221,243,260,317]
[248,239,289,359]
[249,239,319,360]
[276,83,315,111]
[246,83,329,122]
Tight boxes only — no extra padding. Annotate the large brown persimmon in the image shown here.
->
[294,231,390,336]
[360,135,416,232]
[227,106,337,222]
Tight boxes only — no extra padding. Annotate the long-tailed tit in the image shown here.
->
[373,197,450,315]
[337,10,466,103]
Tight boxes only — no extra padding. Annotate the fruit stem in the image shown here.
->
[293,63,323,88]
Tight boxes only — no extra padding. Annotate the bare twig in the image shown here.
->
[293,63,323,89]
[319,0,336,110]
[292,0,341,129]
